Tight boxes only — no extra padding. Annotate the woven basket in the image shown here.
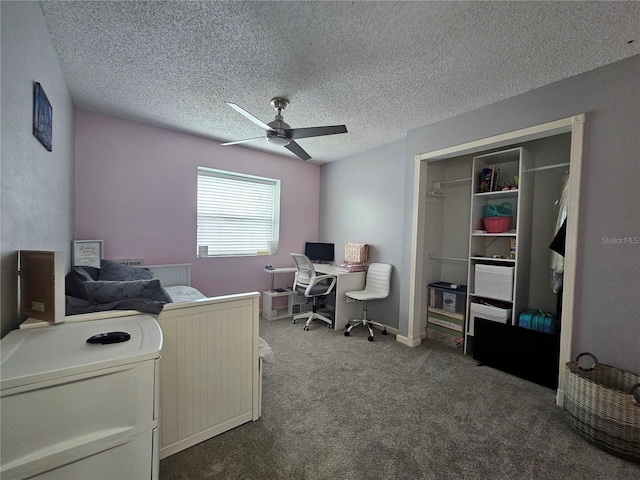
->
[564,352,640,462]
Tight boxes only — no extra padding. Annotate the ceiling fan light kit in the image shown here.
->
[266,134,291,146]
[222,97,347,161]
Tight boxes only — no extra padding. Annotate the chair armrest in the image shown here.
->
[304,274,336,297]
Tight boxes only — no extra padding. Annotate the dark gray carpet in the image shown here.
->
[160,316,639,479]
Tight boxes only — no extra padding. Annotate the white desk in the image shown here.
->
[313,264,366,330]
[264,266,296,292]
[262,265,366,328]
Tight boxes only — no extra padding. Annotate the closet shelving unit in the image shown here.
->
[464,147,534,354]
[423,134,572,387]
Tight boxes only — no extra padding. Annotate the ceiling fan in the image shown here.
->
[221,97,348,161]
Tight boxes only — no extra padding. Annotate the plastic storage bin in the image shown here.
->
[427,282,467,350]
[428,282,467,315]
[474,264,514,301]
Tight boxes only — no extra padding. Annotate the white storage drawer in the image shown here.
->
[474,264,514,301]
[27,431,154,480]
[1,361,156,471]
[1,315,161,480]
[468,302,513,334]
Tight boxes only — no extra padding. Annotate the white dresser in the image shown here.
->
[1,314,162,480]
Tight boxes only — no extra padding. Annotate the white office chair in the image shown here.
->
[291,253,337,331]
[344,263,392,341]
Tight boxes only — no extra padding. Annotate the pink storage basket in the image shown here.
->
[483,216,511,233]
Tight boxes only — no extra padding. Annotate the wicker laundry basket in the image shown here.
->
[564,353,640,462]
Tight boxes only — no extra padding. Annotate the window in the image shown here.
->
[197,167,280,257]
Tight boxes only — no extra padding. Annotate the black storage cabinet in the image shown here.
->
[473,318,560,389]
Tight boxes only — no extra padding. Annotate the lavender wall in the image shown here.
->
[75,110,320,298]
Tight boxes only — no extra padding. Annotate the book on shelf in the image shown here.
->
[493,168,500,191]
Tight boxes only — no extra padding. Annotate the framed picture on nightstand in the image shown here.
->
[72,240,104,267]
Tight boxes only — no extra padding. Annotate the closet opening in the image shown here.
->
[406,114,584,407]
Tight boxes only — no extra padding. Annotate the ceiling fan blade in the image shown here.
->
[286,125,348,140]
[226,102,275,132]
[284,140,311,161]
[221,136,264,146]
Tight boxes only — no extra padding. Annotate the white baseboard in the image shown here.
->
[396,334,422,347]
[380,325,399,336]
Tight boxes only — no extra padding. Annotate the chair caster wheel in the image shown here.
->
[344,331,350,337]
[292,320,297,324]
[382,330,388,335]
[368,336,374,342]
[303,326,309,331]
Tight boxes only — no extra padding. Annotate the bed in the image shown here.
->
[21,262,274,459]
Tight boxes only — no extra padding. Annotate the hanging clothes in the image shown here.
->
[550,173,569,294]
[550,218,566,257]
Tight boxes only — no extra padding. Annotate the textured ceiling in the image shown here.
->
[40,1,639,164]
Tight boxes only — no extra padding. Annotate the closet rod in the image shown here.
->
[427,254,469,262]
[523,162,570,173]
[440,177,472,185]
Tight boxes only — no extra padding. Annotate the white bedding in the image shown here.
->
[165,285,276,363]
[164,285,207,303]
[259,337,277,364]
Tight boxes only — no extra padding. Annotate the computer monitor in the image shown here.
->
[304,242,335,264]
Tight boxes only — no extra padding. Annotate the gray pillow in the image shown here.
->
[65,269,92,300]
[75,265,100,281]
[65,266,102,300]
[84,279,173,304]
[99,259,152,281]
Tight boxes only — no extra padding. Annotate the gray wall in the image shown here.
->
[1,2,76,336]
[323,55,639,372]
[320,139,406,329]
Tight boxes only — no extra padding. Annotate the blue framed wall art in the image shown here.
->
[33,81,52,152]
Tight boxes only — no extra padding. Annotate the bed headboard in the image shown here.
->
[140,264,191,287]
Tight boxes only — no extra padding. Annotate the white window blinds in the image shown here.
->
[197,167,280,257]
